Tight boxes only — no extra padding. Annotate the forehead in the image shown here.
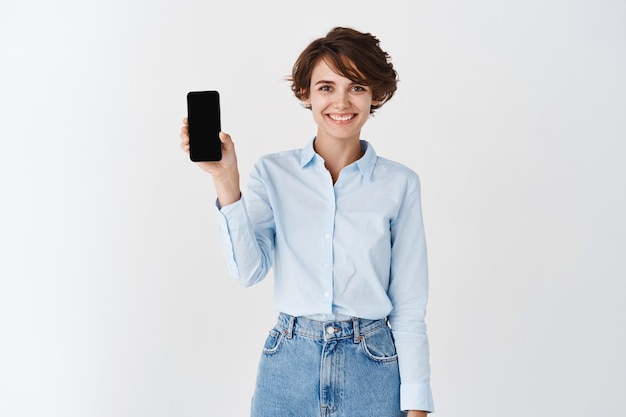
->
[310,57,363,83]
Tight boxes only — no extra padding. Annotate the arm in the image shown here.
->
[387,173,434,413]
[180,118,274,286]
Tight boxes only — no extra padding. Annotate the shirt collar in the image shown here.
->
[300,138,318,167]
[300,138,377,180]
[356,140,376,180]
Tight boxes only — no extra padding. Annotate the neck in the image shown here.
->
[313,135,363,183]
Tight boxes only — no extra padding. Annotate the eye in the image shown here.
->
[351,85,367,93]
[319,85,332,92]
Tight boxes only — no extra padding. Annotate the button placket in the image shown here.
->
[319,170,336,313]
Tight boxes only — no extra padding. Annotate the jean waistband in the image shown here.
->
[276,313,388,342]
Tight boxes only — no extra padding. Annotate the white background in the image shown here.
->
[1,1,625,416]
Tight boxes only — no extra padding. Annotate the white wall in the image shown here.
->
[1,1,624,416]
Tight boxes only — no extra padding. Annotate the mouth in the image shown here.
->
[327,113,356,122]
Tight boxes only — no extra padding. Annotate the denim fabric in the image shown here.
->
[251,313,406,417]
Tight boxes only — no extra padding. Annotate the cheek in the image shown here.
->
[357,98,373,111]
[309,95,329,109]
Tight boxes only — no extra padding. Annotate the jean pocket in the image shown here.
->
[360,326,398,363]
[262,328,285,355]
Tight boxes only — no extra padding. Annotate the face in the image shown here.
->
[303,58,376,144]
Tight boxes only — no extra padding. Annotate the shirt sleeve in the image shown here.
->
[387,173,435,413]
[215,164,275,287]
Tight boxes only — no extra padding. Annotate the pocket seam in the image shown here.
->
[262,329,285,355]
[360,332,398,363]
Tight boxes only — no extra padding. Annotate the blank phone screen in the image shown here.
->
[187,91,222,162]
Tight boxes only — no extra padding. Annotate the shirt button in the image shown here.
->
[323,291,330,298]
[324,233,330,239]
[326,326,335,334]
[323,264,330,269]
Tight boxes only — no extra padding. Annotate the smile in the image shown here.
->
[327,114,355,121]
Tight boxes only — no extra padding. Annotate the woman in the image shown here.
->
[180,27,434,417]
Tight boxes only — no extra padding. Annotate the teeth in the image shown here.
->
[329,114,354,121]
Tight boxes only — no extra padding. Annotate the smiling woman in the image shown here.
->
[179,27,432,417]
[3,1,625,416]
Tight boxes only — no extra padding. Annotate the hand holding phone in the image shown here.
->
[181,92,241,206]
[187,90,222,161]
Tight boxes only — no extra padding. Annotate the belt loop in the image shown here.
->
[352,317,362,343]
[286,315,295,339]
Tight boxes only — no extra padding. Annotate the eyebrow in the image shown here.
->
[314,80,366,86]
[314,80,336,85]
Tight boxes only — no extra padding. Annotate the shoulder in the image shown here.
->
[373,155,421,188]
[251,147,307,178]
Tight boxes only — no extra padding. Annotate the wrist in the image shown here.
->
[215,187,241,207]
[213,170,239,196]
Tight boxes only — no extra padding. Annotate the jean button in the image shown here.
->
[326,326,335,335]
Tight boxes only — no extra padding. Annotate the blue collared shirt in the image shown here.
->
[216,139,434,412]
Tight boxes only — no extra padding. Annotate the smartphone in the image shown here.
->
[187,90,222,161]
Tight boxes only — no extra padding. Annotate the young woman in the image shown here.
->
[180,27,434,417]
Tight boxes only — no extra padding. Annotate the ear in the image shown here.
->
[301,88,312,109]
[371,100,383,110]
[371,92,385,108]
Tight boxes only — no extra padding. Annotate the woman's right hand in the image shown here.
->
[180,117,241,206]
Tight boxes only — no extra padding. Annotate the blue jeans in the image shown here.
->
[251,313,406,417]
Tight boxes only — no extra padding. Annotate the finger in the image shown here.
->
[219,131,230,142]
[219,131,235,150]
[182,117,188,125]
[179,130,189,143]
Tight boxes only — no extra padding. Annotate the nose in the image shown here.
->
[332,91,349,109]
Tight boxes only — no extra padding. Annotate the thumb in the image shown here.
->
[219,131,234,150]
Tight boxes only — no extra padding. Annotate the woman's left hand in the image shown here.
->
[407,411,427,417]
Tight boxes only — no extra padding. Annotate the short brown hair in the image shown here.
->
[290,27,398,113]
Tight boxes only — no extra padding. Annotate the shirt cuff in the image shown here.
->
[400,382,435,413]
[214,196,249,230]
